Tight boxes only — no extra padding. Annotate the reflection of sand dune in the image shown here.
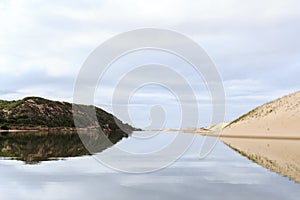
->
[225,139,300,183]
[222,90,300,183]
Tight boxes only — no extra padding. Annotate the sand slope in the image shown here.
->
[205,122,229,132]
[223,91,300,136]
[222,90,300,183]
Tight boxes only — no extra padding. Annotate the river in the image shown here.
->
[0,131,299,200]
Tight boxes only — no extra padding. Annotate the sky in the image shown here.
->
[0,0,299,128]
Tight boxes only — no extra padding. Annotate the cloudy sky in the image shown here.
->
[0,0,299,128]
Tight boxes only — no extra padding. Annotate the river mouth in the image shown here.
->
[0,131,299,200]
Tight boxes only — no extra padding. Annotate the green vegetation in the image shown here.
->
[0,97,139,132]
[0,97,138,164]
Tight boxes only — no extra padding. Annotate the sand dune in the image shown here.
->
[223,91,300,136]
[204,122,229,132]
[221,90,300,183]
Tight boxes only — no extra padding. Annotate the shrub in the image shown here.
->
[0,125,9,130]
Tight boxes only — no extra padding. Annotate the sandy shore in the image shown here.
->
[199,91,300,183]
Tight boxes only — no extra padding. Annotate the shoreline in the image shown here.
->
[194,130,300,184]
[1,127,299,183]
[197,132,300,140]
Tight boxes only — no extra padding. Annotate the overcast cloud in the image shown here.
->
[0,0,299,128]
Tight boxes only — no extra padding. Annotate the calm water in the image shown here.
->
[0,131,299,200]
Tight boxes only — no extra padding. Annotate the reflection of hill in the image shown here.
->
[0,130,125,164]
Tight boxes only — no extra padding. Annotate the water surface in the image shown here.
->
[0,131,299,200]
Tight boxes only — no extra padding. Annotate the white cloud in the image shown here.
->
[0,0,299,127]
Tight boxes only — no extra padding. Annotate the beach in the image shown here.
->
[203,91,300,183]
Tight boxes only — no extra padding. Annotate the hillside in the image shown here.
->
[0,97,138,133]
[223,90,300,136]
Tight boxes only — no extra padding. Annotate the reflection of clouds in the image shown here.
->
[1,134,300,200]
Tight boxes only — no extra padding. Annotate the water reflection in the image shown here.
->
[0,132,299,200]
[0,130,126,164]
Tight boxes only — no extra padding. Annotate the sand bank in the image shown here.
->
[211,91,300,183]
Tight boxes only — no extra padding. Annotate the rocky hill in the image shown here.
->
[0,97,138,133]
